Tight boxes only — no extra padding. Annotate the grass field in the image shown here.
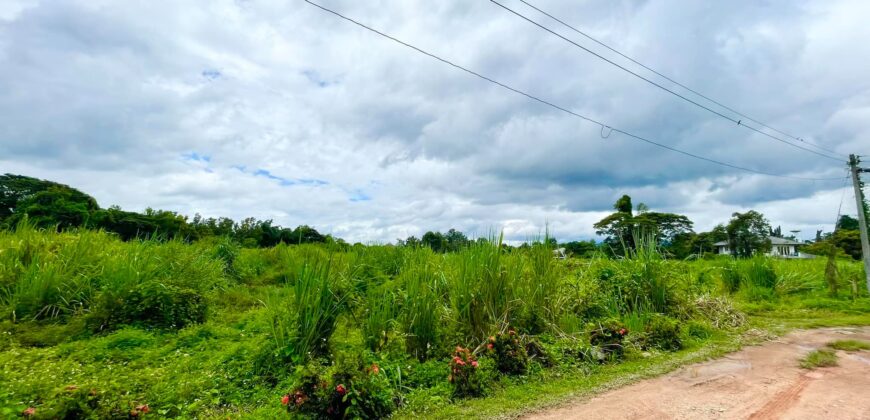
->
[1,224,868,419]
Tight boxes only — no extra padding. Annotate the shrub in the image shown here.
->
[362,287,396,352]
[800,349,838,369]
[448,346,483,398]
[682,320,713,342]
[642,315,682,351]
[588,319,628,360]
[213,237,240,277]
[291,261,344,360]
[25,385,102,419]
[89,282,207,330]
[485,329,529,374]
[402,258,441,361]
[524,337,555,367]
[827,339,870,351]
[282,360,394,419]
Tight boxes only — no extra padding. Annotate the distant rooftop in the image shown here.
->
[713,236,803,247]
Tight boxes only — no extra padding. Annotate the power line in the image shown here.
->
[834,169,849,231]
[489,0,845,163]
[515,0,846,159]
[302,0,846,182]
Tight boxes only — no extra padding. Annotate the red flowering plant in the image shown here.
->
[485,328,529,375]
[283,359,394,419]
[588,319,629,361]
[448,346,483,398]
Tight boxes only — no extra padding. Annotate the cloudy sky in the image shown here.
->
[2,0,869,243]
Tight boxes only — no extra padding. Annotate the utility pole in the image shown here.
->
[848,154,870,293]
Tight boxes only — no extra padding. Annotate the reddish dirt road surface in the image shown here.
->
[525,327,870,420]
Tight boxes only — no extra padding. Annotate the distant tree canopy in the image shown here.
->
[594,195,693,255]
[725,210,771,258]
[0,174,333,247]
[561,240,598,258]
[805,215,863,260]
[1,174,99,230]
[403,229,471,253]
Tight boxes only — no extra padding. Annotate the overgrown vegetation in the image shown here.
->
[800,349,839,369]
[0,220,868,418]
[827,339,870,351]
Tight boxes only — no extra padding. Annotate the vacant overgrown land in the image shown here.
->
[1,224,869,419]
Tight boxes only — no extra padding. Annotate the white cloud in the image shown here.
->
[1,0,868,243]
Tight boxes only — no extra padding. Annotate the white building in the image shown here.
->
[714,236,804,257]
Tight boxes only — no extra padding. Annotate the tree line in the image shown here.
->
[1,174,863,259]
[0,174,337,247]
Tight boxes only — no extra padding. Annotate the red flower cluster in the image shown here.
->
[282,389,308,408]
[129,404,149,417]
[448,346,478,383]
[22,407,35,417]
[618,328,628,336]
[335,384,347,396]
[369,363,380,375]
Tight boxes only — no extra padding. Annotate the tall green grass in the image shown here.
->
[290,260,344,359]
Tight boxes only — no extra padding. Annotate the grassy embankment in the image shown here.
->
[1,225,868,418]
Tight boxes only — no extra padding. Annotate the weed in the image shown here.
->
[827,339,870,351]
[800,349,838,369]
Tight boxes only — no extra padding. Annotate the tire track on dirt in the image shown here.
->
[747,374,812,420]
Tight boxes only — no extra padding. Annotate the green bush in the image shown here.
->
[524,337,555,367]
[642,315,682,351]
[485,329,529,374]
[89,282,207,330]
[448,346,485,398]
[282,359,394,419]
[588,319,628,360]
[291,261,344,360]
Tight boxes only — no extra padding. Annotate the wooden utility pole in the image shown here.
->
[848,154,870,293]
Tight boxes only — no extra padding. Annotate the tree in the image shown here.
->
[725,211,771,258]
[561,240,598,258]
[1,174,99,229]
[444,228,470,252]
[421,231,446,252]
[594,195,693,255]
[836,215,860,231]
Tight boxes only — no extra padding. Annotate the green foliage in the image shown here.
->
[2,220,869,419]
[402,255,442,361]
[827,339,870,351]
[283,358,394,419]
[448,346,484,398]
[800,349,838,369]
[594,195,693,255]
[291,261,344,360]
[485,329,529,375]
[91,282,207,330]
[641,315,682,351]
[726,210,771,257]
[588,318,629,360]
[362,286,396,352]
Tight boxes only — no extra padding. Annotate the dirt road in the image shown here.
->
[525,327,870,420]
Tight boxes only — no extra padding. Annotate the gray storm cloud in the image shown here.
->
[1,0,868,243]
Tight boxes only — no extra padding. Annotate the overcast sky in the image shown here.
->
[2,0,869,243]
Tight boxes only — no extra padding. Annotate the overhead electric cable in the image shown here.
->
[515,0,846,159]
[834,169,850,230]
[302,0,846,182]
[489,0,845,163]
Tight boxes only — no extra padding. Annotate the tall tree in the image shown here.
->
[594,195,693,255]
[725,211,771,258]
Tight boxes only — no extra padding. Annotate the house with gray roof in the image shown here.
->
[713,236,805,257]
